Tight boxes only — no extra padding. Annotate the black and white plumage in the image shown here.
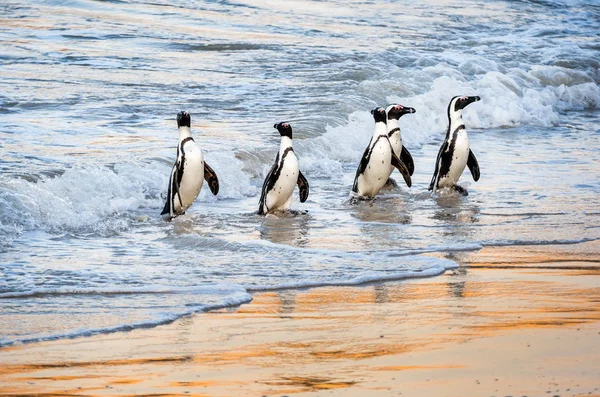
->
[429,96,481,196]
[161,111,219,220]
[385,103,416,178]
[352,107,412,198]
[258,122,309,215]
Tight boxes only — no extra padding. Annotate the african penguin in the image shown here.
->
[429,96,481,196]
[386,103,416,179]
[161,111,219,220]
[352,107,412,198]
[258,122,309,215]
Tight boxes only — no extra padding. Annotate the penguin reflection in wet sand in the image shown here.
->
[429,96,481,196]
[385,103,416,183]
[161,111,219,220]
[352,107,412,198]
[258,122,309,215]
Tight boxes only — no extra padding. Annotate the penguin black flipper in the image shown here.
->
[352,142,372,193]
[429,141,448,191]
[161,157,184,217]
[297,170,309,203]
[400,146,415,176]
[160,164,175,216]
[174,155,185,208]
[204,162,219,195]
[391,151,412,188]
[467,149,480,182]
[258,154,280,215]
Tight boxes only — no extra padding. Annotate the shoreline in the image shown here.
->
[1,240,599,396]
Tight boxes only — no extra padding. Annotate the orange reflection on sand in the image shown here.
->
[261,376,356,391]
[0,356,191,377]
[377,364,465,371]
[110,379,142,385]
[191,348,279,365]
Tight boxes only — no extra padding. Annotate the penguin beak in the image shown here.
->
[458,96,481,110]
[392,105,415,117]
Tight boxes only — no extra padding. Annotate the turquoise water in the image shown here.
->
[0,0,599,347]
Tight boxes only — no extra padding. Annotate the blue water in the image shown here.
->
[1,0,599,347]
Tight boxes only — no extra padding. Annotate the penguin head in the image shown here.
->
[274,122,293,139]
[370,107,387,124]
[449,96,481,114]
[385,104,416,121]
[177,111,191,128]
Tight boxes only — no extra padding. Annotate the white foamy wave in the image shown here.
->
[385,66,599,141]
[295,111,376,178]
[197,150,258,201]
[529,66,595,87]
[290,63,599,172]
[0,283,247,299]
[0,161,167,235]
[0,152,262,237]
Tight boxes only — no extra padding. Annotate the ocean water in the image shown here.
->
[0,0,599,347]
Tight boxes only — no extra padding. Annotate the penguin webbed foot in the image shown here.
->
[287,209,308,216]
[382,178,399,190]
[261,208,307,218]
[453,185,469,196]
[431,185,468,198]
[347,192,375,205]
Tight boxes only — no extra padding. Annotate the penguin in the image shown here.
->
[161,111,219,220]
[352,107,412,198]
[385,103,416,179]
[258,122,309,215]
[429,96,481,196]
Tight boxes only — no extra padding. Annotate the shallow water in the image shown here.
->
[0,0,599,347]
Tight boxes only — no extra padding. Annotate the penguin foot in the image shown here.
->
[263,208,307,218]
[347,194,376,205]
[287,209,309,216]
[453,185,469,196]
[381,178,399,190]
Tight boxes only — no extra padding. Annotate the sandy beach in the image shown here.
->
[1,240,599,397]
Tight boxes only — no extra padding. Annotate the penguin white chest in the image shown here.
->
[389,131,402,157]
[388,131,401,174]
[177,141,205,211]
[440,130,469,188]
[358,139,391,197]
[266,151,299,211]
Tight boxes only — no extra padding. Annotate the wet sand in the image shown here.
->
[1,241,599,397]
